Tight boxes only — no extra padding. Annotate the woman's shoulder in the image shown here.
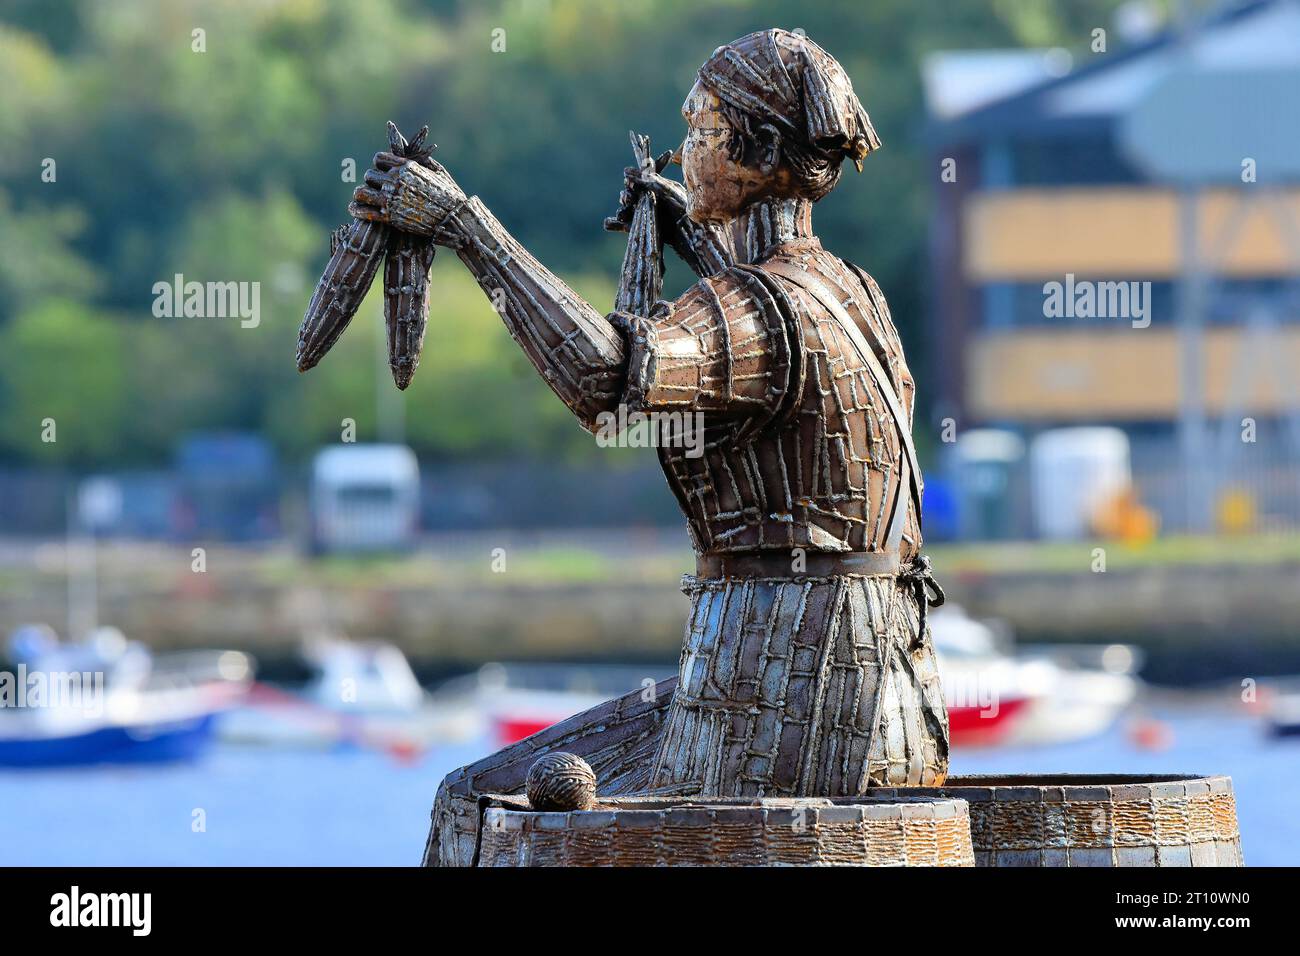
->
[666,264,788,322]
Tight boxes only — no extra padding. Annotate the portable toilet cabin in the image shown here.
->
[952,428,1028,541]
[1029,427,1131,540]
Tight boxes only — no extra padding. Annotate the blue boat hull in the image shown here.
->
[0,713,218,768]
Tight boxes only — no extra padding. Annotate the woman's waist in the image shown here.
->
[682,508,920,560]
[693,548,902,580]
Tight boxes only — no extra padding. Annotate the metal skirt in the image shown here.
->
[647,573,950,796]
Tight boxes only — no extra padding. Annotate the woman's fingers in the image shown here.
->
[352,185,385,207]
[371,151,406,171]
[348,200,385,222]
[624,168,661,196]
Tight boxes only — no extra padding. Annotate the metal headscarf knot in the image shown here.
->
[697,28,880,171]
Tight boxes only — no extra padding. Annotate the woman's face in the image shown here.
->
[680,80,773,224]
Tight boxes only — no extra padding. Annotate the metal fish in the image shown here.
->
[296,122,438,382]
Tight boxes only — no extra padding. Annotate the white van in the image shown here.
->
[310,444,420,553]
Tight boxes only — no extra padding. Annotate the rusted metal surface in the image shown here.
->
[295,29,1245,868]
[297,217,387,372]
[382,123,438,390]
[422,678,676,867]
[298,122,439,387]
[525,752,597,812]
[355,29,955,864]
[608,132,664,318]
[606,29,947,800]
[646,572,947,797]
[476,794,973,867]
[871,774,1243,867]
[696,28,880,182]
[618,247,924,555]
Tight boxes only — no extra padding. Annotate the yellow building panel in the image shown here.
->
[968,328,1300,420]
[964,188,1300,280]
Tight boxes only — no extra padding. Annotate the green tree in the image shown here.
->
[0,299,127,464]
[0,0,1143,470]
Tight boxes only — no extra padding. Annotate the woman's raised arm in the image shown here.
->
[352,154,626,432]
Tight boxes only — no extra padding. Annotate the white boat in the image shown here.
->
[1263,680,1300,737]
[219,635,478,754]
[931,604,1141,747]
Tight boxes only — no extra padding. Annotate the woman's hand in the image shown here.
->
[606,144,732,278]
[607,150,687,236]
[350,151,468,241]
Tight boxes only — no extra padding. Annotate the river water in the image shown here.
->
[0,708,1293,866]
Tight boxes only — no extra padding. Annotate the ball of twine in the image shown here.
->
[525,752,597,812]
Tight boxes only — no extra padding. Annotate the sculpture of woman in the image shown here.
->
[350,29,948,807]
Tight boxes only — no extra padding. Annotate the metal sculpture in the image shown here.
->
[302,28,953,861]
[477,793,976,867]
[298,122,437,389]
[525,752,597,812]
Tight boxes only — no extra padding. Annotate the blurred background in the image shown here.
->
[1,0,1298,865]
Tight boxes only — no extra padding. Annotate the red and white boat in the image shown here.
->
[440,611,1140,754]
[432,662,664,749]
[931,604,1141,747]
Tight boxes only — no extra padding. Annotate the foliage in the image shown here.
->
[0,0,1135,468]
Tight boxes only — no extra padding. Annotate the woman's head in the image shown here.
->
[680,29,879,224]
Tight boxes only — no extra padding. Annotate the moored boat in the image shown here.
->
[218,635,478,754]
[1264,680,1300,737]
[0,625,252,768]
[931,604,1141,747]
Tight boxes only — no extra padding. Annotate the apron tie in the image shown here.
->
[900,554,945,650]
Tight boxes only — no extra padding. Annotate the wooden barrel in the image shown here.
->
[869,774,1242,867]
[476,795,974,867]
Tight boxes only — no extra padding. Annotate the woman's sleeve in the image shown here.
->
[611,267,798,428]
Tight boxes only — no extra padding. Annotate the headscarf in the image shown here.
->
[697,29,880,172]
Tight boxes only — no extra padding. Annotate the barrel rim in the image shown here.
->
[481,792,974,829]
